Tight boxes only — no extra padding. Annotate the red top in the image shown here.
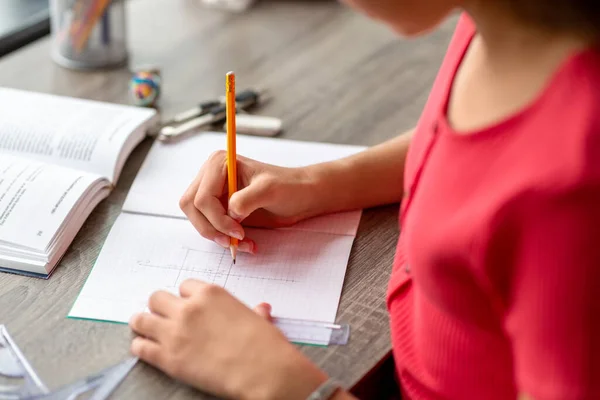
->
[387,14,600,400]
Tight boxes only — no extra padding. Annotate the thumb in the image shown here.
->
[228,178,272,221]
[253,302,272,321]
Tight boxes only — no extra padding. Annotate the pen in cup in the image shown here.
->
[101,8,110,45]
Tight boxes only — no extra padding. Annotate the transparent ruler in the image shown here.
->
[1,324,137,400]
[273,318,350,346]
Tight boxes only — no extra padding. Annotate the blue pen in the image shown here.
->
[101,7,110,45]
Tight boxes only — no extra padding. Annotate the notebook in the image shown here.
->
[69,133,366,327]
[0,87,158,277]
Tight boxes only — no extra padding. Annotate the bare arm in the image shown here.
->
[307,129,414,215]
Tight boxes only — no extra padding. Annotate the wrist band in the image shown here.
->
[307,378,342,400]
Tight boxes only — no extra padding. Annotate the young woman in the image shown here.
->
[128,1,600,399]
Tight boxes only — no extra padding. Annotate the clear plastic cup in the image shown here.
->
[50,0,128,70]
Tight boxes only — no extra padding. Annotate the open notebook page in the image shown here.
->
[0,154,106,252]
[122,132,366,236]
[0,87,156,182]
[69,212,355,324]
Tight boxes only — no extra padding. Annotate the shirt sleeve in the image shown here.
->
[502,184,600,400]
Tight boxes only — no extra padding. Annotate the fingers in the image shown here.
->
[183,210,255,253]
[179,279,208,298]
[237,238,257,254]
[228,177,275,221]
[183,205,231,248]
[180,150,245,245]
[195,153,244,238]
[131,337,167,369]
[253,302,272,321]
[194,192,244,241]
[129,312,168,341]
[179,162,206,212]
[180,161,230,246]
[148,290,182,317]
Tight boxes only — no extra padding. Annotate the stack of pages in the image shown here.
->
[0,88,157,277]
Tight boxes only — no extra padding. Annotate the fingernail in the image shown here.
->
[131,339,141,356]
[238,241,253,253]
[229,230,244,240]
[228,210,243,221]
[215,235,230,248]
[128,314,137,326]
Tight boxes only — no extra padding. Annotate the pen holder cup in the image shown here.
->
[50,0,128,70]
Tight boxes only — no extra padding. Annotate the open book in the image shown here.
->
[69,133,366,333]
[0,88,158,277]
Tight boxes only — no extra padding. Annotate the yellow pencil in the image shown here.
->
[226,71,238,263]
[74,0,111,52]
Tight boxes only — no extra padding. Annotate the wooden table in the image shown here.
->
[0,1,455,398]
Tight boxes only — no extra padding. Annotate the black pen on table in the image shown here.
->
[160,88,266,127]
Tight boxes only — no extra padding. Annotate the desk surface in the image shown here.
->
[0,0,454,397]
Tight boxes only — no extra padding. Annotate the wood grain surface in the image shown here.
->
[0,0,456,398]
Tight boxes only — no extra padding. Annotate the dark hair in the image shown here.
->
[506,0,600,39]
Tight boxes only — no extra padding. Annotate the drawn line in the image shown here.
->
[137,263,299,283]
[222,259,234,288]
[182,248,225,256]
[222,273,296,283]
[214,247,226,284]
[174,248,190,287]
[136,262,181,269]
[136,246,299,287]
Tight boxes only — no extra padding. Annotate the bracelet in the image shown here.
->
[306,378,342,400]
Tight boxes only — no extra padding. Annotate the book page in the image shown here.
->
[123,132,365,236]
[69,212,354,324]
[0,154,106,251]
[0,87,156,182]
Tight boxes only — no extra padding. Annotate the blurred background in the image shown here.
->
[0,0,50,57]
[0,0,456,147]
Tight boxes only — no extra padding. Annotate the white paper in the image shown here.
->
[69,213,355,323]
[71,133,365,331]
[0,87,155,181]
[123,132,366,232]
[0,155,104,251]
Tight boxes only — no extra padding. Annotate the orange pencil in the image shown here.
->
[73,0,111,52]
[226,71,238,263]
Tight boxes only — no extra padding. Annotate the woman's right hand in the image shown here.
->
[179,150,321,254]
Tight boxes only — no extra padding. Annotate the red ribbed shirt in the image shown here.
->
[387,14,600,400]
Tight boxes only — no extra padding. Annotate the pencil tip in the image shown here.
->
[230,246,237,263]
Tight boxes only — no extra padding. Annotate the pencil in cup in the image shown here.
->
[226,71,238,263]
[72,0,111,52]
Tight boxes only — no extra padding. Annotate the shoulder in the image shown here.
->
[453,12,476,41]
[439,12,476,68]
[521,47,600,189]
[480,52,600,282]
[406,13,476,181]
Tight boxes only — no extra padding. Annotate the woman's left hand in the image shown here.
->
[128,279,328,400]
